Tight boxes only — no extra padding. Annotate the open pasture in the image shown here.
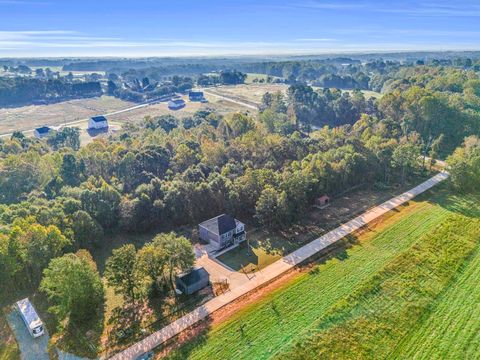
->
[0,96,133,134]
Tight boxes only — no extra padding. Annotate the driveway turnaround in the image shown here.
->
[110,171,449,360]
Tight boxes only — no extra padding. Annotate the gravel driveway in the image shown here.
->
[6,309,49,360]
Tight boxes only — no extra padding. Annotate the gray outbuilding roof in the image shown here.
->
[35,126,51,134]
[177,267,209,287]
[91,115,107,123]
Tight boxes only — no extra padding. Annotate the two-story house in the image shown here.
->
[198,214,246,251]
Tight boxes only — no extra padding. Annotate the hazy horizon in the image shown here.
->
[1,0,480,57]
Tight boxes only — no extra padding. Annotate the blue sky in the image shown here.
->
[1,0,480,57]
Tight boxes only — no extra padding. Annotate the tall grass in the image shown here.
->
[280,213,480,360]
[391,244,480,359]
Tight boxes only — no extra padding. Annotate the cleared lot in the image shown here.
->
[0,93,248,139]
[0,96,133,134]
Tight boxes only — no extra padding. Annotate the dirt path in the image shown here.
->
[109,172,449,360]
[202,89,259,110]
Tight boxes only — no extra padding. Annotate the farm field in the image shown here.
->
[0,95,133,134]
[0,93,247,138]
[106,93,248,124]
[165,187,479,360]
[391,240,480,359]
[207,83,288,104]
[209,83,382,108]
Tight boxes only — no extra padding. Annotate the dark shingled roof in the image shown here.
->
[200,214,236,235]
[91,115,107,123]
[35,126,51,134]
[177,267,209,286]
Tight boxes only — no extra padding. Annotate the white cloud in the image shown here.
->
[0,28,479,57]
[286,1,480,17]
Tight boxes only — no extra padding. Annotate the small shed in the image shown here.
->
[88,115,108,130]
[175,267,209,295]
[34,126,52,138]
[168,98,186,110]
[315,195,330,209]
[189,91,204,101]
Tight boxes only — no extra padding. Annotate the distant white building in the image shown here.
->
[88,115,108,130]
[168,98,186,110]
[34,126,53,138]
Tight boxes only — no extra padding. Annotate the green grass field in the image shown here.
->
[166,187,479,360]
[283,208,480,359]
[391,241,480,359]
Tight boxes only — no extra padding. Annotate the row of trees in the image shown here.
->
[0,77,102,107]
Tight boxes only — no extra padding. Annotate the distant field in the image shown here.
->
[166,187,479,360]
[0,96,133,134]
[0,93,247,137]
[30,66,106,77]
[211,83,382,107]
[210,83,288,104]
[344,89,382,99]
[106,93,248,124]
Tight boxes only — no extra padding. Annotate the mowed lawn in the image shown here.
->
[165,187,475,360]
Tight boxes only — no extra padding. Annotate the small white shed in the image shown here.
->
[88,115,108,130]
[34,126,52,138]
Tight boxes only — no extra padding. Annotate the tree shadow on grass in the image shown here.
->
[104,303,144,357]
[305,235,359,275]
[429,189,480,218]
[55,302,105,359]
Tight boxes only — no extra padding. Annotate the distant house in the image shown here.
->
[88,115,108,130]
[199,214,246,251]
[168,98,186,110]
[189,91,205,101]
[175,267,210,295]
[33,126,52,138]
[314,195,330,209]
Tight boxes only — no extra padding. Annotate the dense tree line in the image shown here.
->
[260,85,375,131]
[107,75,194,102]
[0,77,102,107]
[447,136,480,193]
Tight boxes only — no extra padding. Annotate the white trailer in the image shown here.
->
[16,298,45,338]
